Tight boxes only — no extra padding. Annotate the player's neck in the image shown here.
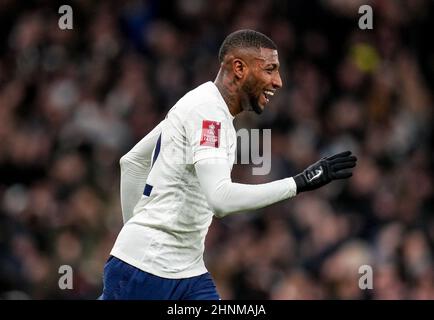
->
[214,71,242,117]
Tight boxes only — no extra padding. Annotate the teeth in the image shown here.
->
[264,90,274,96]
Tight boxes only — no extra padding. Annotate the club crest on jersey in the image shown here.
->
[200,120,221,147]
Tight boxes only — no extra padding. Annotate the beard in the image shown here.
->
[248,94,263,114]
[241,77,263,115]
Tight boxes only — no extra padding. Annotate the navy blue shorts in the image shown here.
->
[100,256,220,300]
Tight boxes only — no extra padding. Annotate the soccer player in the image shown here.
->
[101,30,357,300]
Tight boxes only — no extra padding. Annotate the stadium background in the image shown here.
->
[0,0,433,299]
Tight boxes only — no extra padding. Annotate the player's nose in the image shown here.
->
[272,72,282,89]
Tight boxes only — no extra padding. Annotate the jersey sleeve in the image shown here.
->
[184,105,232,164]
[195,158,297,217]
[119,121,163,223]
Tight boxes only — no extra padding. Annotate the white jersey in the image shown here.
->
[111,82,236,278]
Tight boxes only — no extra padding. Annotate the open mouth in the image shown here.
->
[262,89,275,104]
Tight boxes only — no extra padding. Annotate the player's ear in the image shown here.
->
[232,58,247,80]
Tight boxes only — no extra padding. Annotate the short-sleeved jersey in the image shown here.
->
[111,82,236,279]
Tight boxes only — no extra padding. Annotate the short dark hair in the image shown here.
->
[218,29,277,63]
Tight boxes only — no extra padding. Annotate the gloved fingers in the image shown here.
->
[326,150,352,160]
[332,161,357,171]
[330,155,357,165]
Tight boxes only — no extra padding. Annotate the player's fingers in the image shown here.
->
[326,151,352,160]
[332,161,357,171]
[330,156,357,165]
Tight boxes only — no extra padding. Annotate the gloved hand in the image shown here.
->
[293,151,357,193]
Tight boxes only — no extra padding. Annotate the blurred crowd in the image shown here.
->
[0,0,433,299]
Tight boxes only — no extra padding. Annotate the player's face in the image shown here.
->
[241,48,282,114]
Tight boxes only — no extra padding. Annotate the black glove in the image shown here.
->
[294,151,357,193]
